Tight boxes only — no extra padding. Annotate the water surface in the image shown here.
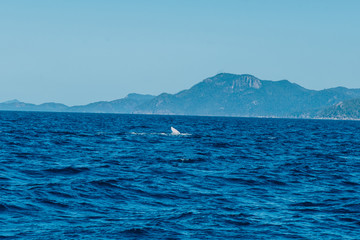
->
[0,111,359,239]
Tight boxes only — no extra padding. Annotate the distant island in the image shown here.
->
[2,73,360,120]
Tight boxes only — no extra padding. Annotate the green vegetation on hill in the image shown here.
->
[314,98,360,119]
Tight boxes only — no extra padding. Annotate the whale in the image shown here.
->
[171,127,181,135]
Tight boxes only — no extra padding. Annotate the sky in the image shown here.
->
[1,0,359,106]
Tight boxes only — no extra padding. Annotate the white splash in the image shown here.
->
[171,126,181,135]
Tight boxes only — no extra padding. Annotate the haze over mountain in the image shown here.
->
[1,73,360,119]
[69,94,155,113]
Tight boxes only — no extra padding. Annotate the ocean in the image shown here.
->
[0,111,359,239]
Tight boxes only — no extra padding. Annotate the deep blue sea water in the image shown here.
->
[0,111,359,239]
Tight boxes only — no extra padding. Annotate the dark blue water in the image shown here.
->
[0,111,359,239]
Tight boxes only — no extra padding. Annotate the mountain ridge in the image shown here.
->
[1,73,360,119]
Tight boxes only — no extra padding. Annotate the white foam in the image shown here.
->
[130,129,191,136]
[130,132,147,135]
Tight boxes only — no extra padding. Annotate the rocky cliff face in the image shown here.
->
[203,73,262,92]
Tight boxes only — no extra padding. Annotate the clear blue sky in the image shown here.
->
[1,0,359,105]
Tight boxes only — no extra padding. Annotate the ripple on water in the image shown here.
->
[44,166,90,175]
[0,112,360,239]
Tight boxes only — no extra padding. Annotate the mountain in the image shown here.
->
[0,94,155,113]
[0,100,68,112]
[69,94,155,113]
[134,73,360,117]
[3,99,21,104]
[0,100,37,111]
[1,73,360,119]
[311,98,360,119]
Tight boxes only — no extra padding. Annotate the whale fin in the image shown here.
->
[171,126,180,135]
